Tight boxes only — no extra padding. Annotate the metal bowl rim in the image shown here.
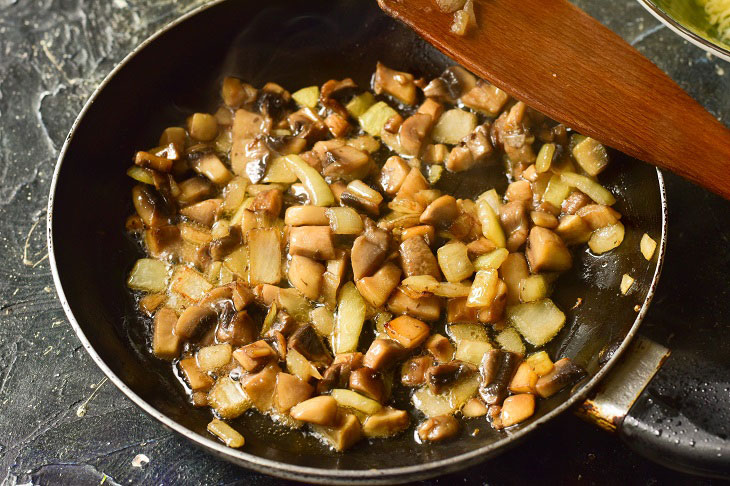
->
[46,1,669,482]
[636,0,730,62]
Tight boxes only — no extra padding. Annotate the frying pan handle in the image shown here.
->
[576,335,730,478]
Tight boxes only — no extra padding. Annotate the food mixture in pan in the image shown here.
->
[125,62,651,451]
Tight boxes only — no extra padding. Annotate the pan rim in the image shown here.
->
[46,1,668,483]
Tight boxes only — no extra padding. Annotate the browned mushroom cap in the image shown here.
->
[385,315,430,349]
[398,113,432,157]
[144,225,181,258]
[209,225,243,261]
[425,361,476,394]
[175,305,217,339]
[399,236,441,280]
[232,340,278,372]
[417,415,460,442]
[363,338,407,371]
[177,177,215,205]
[423,66,476,102]
[288,325,332,368]
[500,201,529,252]
[425,334,455,363]
[289,226,336,261]
[240,363,279,411]
[265,311,297,338]
[349,367,386,402]
[362,407,410,438]
[400,355,434,386]
[526,226,572,272]
[387,287,441,322]
[317,361,353,394]
[180,199,222,227]
[420,195,459,229]
[535,357,587,398]
[216,310,256,347]
[132,184,171,227]
[479,349,521,406]
[461,80,510,116]
[287,108,328,144]
[251,188,283,217]
[321,145,374,181]
[351,220,391,280]
[320,78,357,118]
[378,156,411,196]
[290,395,339,426]
[274,372,314,413]
[373,62,417,105]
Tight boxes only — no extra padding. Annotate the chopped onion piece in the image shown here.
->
[284,155,334,207]
[127,258,169,293]
[588,222,624,254]
[620,274,635,295]
[507,299,565,347]
[560,172,616,206]
[640,233,657,261]
[333,282,367,354]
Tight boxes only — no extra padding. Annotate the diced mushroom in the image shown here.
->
[499,201,529,252]
[134,150,173,173]
[133,184,171,227]
[289,226,336,260]
[555,214,592,245]
[509,362,538,394]
[373,62,417,105]
[562,191,591,215]
[399,236,441,279]
[178,177,214,205]
[479,349,521,405]
[317,362,352,394]
[266,310,297,338]
[187,113,218,142]
[210,225,242,261]
[461,80,510,116]
[387,287,441,322]
[362,407,410,438]
[251,189,283,217]
[424,66,476,102]
[175,305,216,339]
[385,315,430,349]
[232,340,278,372]
[462,397,488,417]
[398,113,432,156]
[229,281,255,310]
[240,364,279,411]
[274,372,314,413]
[287,108,328,144]
[321,145,374,181]
[349,367,386,402]
[340,180,383,216]
[425,361,476,394]
[425,334,455,362]
[325,113,351,138]
[526,227,572,272]
[221,76,257,108]
[466,237,497,257]
[530,210,558,229]
[180,199,221,227]
[402,225,436,246]
[288,325,332,367]
[312,411,362,451]
[396,167,429,201]
[419,195,459,229]
[535,357,586,398]
[355,262,402,308]
[445,145,475,172]
[351,220,391,280]
[505,180,533,204]
[290,395,339,426]
[180,357,214,391]
[500,393,535,427]
[400,355,434,386]
[288,255,325,301]
[144,225,180,258]
[379,156,411,196]
[153,307,181,360]
[417,415,460,442]
[576,204,621,230]
[363,338,407,371]
[446,297,479,323]
[462,124,493,163]
[216,310,257,347]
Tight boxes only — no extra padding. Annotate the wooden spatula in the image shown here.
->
[378,0,730,200]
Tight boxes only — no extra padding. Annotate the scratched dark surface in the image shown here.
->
[1,0,729,485]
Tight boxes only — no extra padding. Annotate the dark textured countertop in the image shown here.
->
[1,1,729,485]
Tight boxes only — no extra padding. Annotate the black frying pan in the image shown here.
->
[46,0,729,482]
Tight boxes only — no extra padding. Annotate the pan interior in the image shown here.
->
[50,0,664,473]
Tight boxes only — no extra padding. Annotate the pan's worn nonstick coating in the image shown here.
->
[48,0,665,482]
